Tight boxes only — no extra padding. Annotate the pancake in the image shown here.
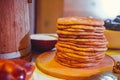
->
[57,17,104,26]
[57,30,104,36]
[58,38,107,42]
[59,40,108,46]
[58,34,106,39]
[57,25,105,33]
[57,25,105,29]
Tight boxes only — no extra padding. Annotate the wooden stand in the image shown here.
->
[36,50,115,80]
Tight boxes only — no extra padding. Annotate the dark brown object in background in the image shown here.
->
[0,0,31,59]
[28,0,32,3]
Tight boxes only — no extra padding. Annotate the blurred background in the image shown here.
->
[29,0,120,34]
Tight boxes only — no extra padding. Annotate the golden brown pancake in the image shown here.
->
[58,40,108,46]
[57,17,104,26]
[57,25,105,33]
[58,34,106,39]
[57,30,104,36]
[58,38,107,42]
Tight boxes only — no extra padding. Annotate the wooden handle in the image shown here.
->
[28,0,32,3]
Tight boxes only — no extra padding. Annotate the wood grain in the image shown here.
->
[0,0,30,55]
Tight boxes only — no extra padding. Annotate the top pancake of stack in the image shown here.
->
[55,16,107,68]
[57,16,104,26]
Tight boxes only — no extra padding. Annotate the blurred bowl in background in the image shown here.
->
[30,34,57,52]
[104,30,120,49]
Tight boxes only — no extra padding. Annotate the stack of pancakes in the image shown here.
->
[55,17,108,68]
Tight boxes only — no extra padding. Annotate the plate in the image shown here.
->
[35,50,115,80]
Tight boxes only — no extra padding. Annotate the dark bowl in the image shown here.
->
[30,34,57,52]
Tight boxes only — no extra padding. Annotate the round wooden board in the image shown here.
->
[36,50,115,80]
